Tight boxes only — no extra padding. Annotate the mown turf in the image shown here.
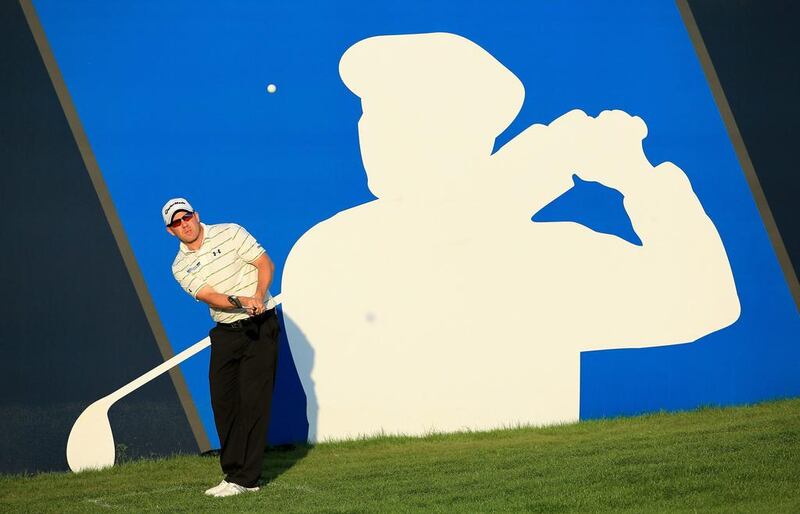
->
[1,399,798,513]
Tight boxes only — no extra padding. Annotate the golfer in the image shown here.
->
[163,198,279,498]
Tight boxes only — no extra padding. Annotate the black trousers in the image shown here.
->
[208,309,279,488]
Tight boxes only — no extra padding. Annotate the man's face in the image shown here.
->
[166,210,201,244]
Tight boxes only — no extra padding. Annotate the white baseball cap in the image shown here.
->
[161,197,194,226]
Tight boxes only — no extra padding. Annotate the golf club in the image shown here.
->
[66,293,282,472]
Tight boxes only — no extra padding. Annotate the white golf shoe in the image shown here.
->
[204,480,229,496]
[212,481,260,497]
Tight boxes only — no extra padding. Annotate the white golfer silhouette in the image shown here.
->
[282,32,740,441]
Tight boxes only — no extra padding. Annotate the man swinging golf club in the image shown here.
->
[163,198,279,498]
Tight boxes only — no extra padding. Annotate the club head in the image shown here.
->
[66,400,115,472]
[62,335,218,473]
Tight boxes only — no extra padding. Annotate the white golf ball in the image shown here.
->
[266,83,277,94]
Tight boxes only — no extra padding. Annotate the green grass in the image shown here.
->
[1,399,799,513]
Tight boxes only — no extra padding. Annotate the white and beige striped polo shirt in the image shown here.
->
[172,223,276,323]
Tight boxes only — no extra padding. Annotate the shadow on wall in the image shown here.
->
[270,309,317,444]
[205,309,314,480]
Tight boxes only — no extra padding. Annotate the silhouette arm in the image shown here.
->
[490,110,592,217]
[570,111,740,350]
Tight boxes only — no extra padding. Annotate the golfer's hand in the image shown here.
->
[240,296,265,316]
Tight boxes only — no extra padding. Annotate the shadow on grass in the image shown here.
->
[262,444,311,483]
[201,443,311,485]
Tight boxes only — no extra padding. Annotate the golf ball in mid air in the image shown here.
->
[267,83,277,93]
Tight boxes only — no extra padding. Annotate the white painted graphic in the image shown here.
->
[67,338,211,471]
[282,33,740,441]
[67,296,284,472]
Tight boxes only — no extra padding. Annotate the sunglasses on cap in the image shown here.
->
[167,212,195,228]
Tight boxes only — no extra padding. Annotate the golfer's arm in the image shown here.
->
[251,252,275,302]
[195,285,238,310]
[193,254,273,309]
